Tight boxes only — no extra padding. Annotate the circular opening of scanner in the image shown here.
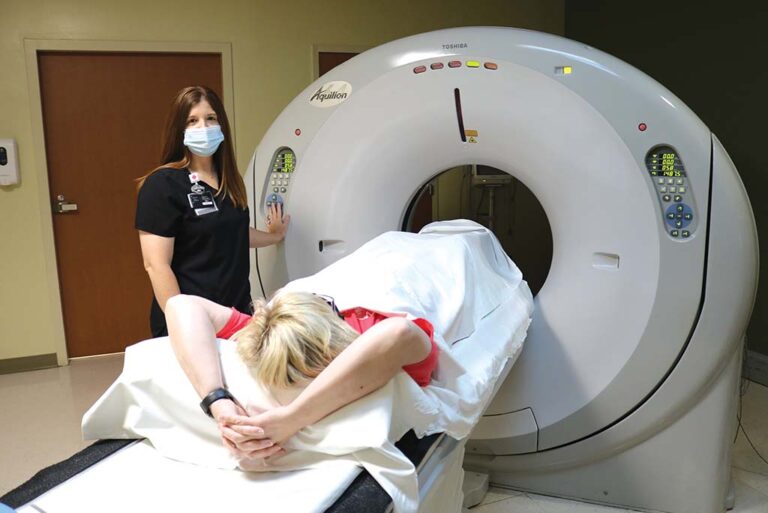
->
[402,164,553,296]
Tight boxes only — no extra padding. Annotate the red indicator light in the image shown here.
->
[484,62,498,70]
[448,60,462,68]
[413,65,427,74]
[638,123,647,132]
[295,128,301,136]
[430,62,444,70]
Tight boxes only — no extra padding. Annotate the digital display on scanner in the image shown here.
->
[660,153,681,176]
[645,147,686,178]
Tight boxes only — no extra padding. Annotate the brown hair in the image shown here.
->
[136,86,247,209]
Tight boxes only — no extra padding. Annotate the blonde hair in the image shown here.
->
[235,291,359,388]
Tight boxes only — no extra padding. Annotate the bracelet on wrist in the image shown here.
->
[199,388,234,418]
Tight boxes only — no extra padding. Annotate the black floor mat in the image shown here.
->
[1,439,135,509]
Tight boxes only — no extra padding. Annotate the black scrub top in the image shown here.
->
[135,168,251,336]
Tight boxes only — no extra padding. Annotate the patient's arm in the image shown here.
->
[165,294,282,458]
[222,316,431,455]
[165,294,233,397]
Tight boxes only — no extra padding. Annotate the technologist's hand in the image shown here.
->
[211,400,283,459]
[265,203,290,240]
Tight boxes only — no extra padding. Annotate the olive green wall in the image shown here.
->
[565,1,766,357]
[0,0,564,364]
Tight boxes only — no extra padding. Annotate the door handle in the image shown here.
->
[54,194,78,213]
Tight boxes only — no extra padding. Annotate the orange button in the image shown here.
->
[484,62,498,70]
[413,65,427,74]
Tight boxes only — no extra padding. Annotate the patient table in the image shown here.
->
[2,221,532,513]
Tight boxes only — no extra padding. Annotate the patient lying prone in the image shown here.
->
[81,220,533,513]
[165,290,438,461]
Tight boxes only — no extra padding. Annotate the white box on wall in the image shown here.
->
[0,139,19,186]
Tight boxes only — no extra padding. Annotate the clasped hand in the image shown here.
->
[210,399,303,461]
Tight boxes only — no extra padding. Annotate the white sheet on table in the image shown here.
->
[81,220,534,513]
[17,440,361,513]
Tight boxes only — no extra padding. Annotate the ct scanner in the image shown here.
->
[2,26,758,513]
[246,27,758,512]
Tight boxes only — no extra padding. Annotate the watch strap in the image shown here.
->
[199,387,234,418]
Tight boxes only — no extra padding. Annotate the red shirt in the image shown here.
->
[217,306,438,386]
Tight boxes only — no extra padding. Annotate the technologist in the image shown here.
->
[135,86,290,337]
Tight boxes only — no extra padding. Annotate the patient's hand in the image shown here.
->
[221,404,304,453]
[248,404,304,443]
[212,400,283,459]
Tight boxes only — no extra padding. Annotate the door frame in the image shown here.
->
[24,39,235,366]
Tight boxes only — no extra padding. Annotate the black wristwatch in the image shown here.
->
[199,387,235,418]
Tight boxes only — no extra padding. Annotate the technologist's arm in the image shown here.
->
[222,317,431,455]
[165,294,282,458]
[138,231,180,311]
[249,203,290,248]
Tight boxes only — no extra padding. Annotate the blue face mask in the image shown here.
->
[184,125,225,157]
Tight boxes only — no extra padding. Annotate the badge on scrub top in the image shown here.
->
[188,172,219,216]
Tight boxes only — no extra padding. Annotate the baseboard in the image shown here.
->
[746,350,768,387]
[0,353,58,375]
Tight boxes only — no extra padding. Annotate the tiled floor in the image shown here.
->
[1,355,767,512]
[0,354,125,496]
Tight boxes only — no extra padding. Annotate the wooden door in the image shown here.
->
[39,51,223,357]
[318,51,357,76]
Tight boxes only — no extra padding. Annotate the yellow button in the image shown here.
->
[466,61,480,68]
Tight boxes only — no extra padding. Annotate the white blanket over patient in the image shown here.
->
[82,220,533,513]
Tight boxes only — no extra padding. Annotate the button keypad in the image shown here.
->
[665,203,694,238]
[645,146,696,241]
[265,149,295,210]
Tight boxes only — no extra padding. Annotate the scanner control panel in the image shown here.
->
[645,145,698,240]
[264,147,295,211]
